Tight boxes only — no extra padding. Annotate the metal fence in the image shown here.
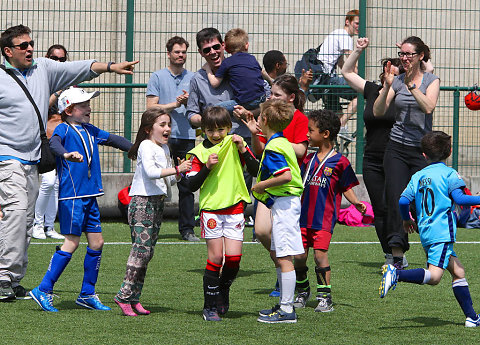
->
[1,1,480,174]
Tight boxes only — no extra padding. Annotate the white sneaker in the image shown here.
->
[45,227,65,240]
[32,224,46,240]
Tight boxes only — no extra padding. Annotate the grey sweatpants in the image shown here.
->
[0,160,38,286]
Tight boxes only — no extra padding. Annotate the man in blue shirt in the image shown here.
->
[146,36,198,242]
[380,131,480,327]
[0,24,137,301]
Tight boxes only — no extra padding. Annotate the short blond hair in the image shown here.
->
[260,99,294,133]
[224,28,248,54]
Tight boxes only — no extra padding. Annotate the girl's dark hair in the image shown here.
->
[272,74,305,112]
[401,36,431,64]
[46,44,68,59]
[128,108,170,160]
[308,109,341,141]
[201,106,232,130]
[421,131,451,162]
[379,58,405,84]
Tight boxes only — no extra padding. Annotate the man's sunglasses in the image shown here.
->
[49,56,67,62]
[11,40,34,50]
[202,44,221,54]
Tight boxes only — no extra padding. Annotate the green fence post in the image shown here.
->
[452,88,460,170]
[355,0,367,173]
[123,0,135,172]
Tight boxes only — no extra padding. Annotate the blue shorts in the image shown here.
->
[424,242,456,270]
[58,197,102,236]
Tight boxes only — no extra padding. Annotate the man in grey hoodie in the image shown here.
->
[0,24,138,301]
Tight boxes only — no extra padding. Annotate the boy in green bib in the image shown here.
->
[253,99,304,324]
[186,106,258,321]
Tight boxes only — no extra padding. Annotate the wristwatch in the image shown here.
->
[408,84,416,91]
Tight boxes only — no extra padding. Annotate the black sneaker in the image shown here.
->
[183,233,200,242]
[0,281,15,301]
[13,285,32,300]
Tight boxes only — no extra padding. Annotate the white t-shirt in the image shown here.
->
[129,139,177,197]
[317,28,353,73]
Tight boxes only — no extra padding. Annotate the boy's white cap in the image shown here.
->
[58,86,100,113]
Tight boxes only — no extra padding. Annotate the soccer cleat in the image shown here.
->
[202,307,222,321]
[259,304,281,317]
[293,291,310,309]
[465,315,480,327]
[384,253,394,266]
[402,255,409,268]
[76,294,111,310]
[269,280,280,297]
[315,293,334,312]
[114,298,137,316]
[13,285,32,300]
[0,281,15,301]
[45,227,65,240]
[132,302,150,315]
[32,224,46,240]
[379,264,398,298]
[29,286,58,312]
[257,308,297,324]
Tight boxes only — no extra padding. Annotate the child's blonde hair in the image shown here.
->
[260,99,294,133]
[224,28,248,54]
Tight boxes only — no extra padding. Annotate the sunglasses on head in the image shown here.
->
[49,56,67,62]
[11,40,34,50]
[202,43,221,54]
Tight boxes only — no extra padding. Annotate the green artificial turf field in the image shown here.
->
[2,220,480,344]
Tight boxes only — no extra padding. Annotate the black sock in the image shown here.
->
[295,266,310,293]
[203,269,220,309]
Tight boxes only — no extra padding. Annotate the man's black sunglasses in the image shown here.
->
[202,44,221,54]
[49,56,67,62]
[11,40,34,50]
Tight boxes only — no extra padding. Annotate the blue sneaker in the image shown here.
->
[257,308,297,323]
[465,315,480,327]
[269,280,280,297]
[259,304,280,317]
[29,286,58,312]
[202,307,222,321]
[76,294,111,310]
[379,264,398,298]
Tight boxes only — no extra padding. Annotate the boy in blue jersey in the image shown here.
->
[30,87,132,312]
[253,100,304,324]
[380,131,480,327]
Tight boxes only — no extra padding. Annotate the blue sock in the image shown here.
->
[80,247,102,296]
[397,268,426,284]
[39,250,72,293]
[453,278,477,319]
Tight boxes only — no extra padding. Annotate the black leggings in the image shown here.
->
[383,141,427,252]
[363,153,389,254]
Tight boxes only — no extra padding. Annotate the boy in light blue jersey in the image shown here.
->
[380,131,480,327]
[30,87,132,312]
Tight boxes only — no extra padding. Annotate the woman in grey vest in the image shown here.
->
[373,36,440,270]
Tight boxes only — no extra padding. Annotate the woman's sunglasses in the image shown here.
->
[49,56,67,62]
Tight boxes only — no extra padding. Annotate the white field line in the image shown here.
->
[30,241,480,245]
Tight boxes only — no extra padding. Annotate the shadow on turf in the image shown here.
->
[379,316,457,328]
[185,309,258,319]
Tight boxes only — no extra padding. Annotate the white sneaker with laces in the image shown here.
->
[32,224,46,240]
[45,227,65,240]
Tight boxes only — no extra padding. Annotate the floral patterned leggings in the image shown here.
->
[115,195,164,303]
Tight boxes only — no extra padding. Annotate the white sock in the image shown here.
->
[276,267,282,301]
[280,270,296,313]
[423,269,431,284]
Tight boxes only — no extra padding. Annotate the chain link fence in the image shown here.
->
[2,0,479,174]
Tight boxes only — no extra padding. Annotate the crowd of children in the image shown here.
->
[21,24,480,329]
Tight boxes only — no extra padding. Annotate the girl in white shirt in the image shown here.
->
[114,108,191,316]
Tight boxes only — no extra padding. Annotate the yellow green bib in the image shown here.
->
[254,135,303,206]
[187,135,251,211]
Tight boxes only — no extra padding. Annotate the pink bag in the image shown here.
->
[337,201,374,227]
